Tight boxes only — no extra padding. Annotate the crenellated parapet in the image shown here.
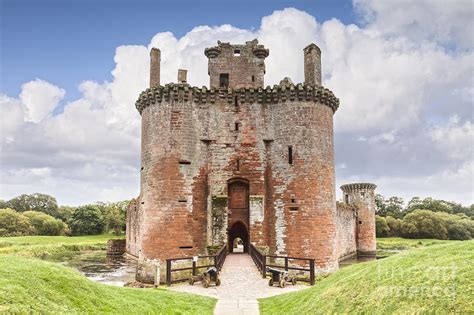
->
[135,82,339,114]
[340,183,377,193]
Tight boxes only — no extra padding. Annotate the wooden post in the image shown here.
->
[262,255,266,278]
[285,257,289,271]
[309,259,315,285]
[166,259,172,286]
[193,260,197,276]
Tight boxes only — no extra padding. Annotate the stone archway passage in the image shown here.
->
[228,221,249,253]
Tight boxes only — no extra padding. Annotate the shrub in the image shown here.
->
[22,211,67,236]
[69,205,105,235]
[386,216,402,236]
[402,210,448,239]
[0,208,33,236]
[375,216,390,237]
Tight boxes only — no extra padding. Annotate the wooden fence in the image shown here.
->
[166,243,227,286]
[249,243,315,285]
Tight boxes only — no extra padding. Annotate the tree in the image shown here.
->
[406,197,473,219]
[376,195,405,218]
[385,216,402,236]
[0,208,33,236]
[104,201,129,235]
[22,211,67,236]
[376,216,390,237]
[402,210,448,239]
[68,205,105,235]
[56,206,76,223]
[5,193,59,218]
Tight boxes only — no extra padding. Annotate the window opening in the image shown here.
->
[288,146,293,165]
[220,73,229,88]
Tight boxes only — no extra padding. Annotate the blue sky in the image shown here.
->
[1,0,472,205]
[1,0,354,102]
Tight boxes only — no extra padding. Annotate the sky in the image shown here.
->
[1,0,473,206]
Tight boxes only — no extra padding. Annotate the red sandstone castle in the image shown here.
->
[126,39,377,283]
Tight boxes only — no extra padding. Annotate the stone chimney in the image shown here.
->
[177,69,187,83]
[303,43,321,86]
[150,48,161,87]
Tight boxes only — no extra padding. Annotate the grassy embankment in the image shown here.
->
[0,235,216,314]
[260,240,474,314]
[0,234,120,258]
[0,255,215,314]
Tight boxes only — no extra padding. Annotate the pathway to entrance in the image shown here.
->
[169,253,309,315]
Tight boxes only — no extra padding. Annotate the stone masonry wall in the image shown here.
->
[336,202,357,260]
[129,82,340,278]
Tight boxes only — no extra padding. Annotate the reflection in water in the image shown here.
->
[45,251,136,287]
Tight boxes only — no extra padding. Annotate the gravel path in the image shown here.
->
[169,253,309,314]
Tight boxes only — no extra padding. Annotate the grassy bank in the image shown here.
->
[0,255,215,314]
[260,240,474,314]
[0,235,119,258]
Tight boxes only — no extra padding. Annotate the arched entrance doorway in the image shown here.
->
[228,221,249,253]
[227,179,249,253]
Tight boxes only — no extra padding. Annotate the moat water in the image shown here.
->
[45,251,136,287]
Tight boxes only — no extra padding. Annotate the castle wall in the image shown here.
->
[131,83,340,277]
[336,202,357,260]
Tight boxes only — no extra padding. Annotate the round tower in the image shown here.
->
[340,183,377,257]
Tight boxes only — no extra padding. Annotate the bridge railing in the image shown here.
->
[166,243,228,286]
[249,243,315,285]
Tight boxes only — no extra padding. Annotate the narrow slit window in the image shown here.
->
[251,75,255,82]
[178,199,187,203]
[289,207,299,212]
[234,95,239,107]
[288,146,293,165]
[345,194,349,204]
[235,122,239,131]
[179,160,191,165]
[291,198,296,203]
[236,159,240,171]
[179,246,193,249]
[234,49,241,56]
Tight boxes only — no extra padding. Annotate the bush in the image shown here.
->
[69,205,105,236]
[386,216,402,236]
[402,210,448,239]
[375,216,390,237]
[22,211,67,236]
[0,208,33,236]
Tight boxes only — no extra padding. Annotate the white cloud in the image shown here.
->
[430,116,474,160]
[1,4,473,205]
[20,79,65,123]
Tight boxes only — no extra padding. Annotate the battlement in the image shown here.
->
[135,82,339,114]
[340,183,377,193]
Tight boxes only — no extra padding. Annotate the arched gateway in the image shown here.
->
[227,179,249,253]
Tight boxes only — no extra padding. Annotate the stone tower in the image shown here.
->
[340,183,377,256]
[205,39,269,89]
[127,39,375,283]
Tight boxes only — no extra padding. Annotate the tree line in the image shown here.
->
[0,193,129,237]
[375,195,474,240]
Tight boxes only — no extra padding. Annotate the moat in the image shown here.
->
[45,251,136,286]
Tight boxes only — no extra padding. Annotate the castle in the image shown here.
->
[126,39,377,283]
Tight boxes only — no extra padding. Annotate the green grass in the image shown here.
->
[0,255,215,314]
[260,240,474,314]
[377,237,451,250]
[0,234,120,258]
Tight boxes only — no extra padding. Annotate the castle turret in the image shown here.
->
[150,47,161,87]
[340,183,377,257]
[205,39,269,89]
[304,43,321,86]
